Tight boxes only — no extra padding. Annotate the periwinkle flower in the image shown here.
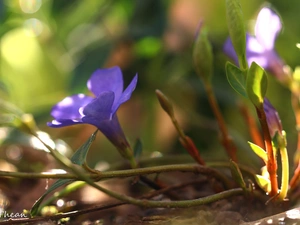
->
[224,7,289,82]
[48,66,138,151]
[263,98,282,138]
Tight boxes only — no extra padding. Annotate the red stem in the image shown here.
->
[205,83,237,162]
[256,106,278,196]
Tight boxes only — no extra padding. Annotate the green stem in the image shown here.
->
[0,164,231,189]
[83,181,244,208]
[278,146,289,201]
[32,137,242,210]
[125,146,138,169]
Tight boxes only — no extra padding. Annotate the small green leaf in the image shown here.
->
[30,179,73,216]
[225,0,247,70]
[246,62,268,107]
[71,129,98,165]
[255,174,271,193]
[226,62,247,98]
[133,138,143,158]
[248,141,267,163]
[229,159,246,191]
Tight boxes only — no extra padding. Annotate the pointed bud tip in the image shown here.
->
[155,90,174,117]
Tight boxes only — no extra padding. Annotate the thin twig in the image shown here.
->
[0,164,232,189]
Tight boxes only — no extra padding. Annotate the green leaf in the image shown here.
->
[246,62,268,107]
[0,114,16,126]
[226,62,247,98]
[133,138,143,158]
[0,99,23,117]
[248,141,267,163]
[229,159,246,191]
[30,179,73,216]
[225,0,247,70]
[71,129,98,165]
[255,174,271,193]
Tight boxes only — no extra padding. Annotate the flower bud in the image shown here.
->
[263,98,282,138]
[155,89,175,118]
[193,24,213,83]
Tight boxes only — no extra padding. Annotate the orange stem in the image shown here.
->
[290,159,300,190]
[239,103,264,149]
[291,91,300,165]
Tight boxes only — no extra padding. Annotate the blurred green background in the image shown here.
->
[0,0,300,169]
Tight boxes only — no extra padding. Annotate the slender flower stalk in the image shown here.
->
[239,103,264,149]
[205,83,237,162]
[290,159,300,190]
[155,90,205,165]
[193,23,237,161]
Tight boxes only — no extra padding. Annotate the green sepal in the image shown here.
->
[225,0,247,70]
[133,138,143,159]
[246,62,268,107]
[226,62,247,98]
[71,129,98,165]
[248,141,267,163]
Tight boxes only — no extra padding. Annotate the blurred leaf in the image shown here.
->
[53,0,109,39]
[0,114,16,126]
[248,141,267,163]
[1,28,67,112]
[71,129,98,165]
[129,0,166,39]
[30,179,73,216]
[0,99,23,116]
[246,62,268,107]
[133,138,143,158]
[226,62,247,98]
[255,174,271,193]
[293,66,300,82]
[225,0,247,70]
[134,37,162,58]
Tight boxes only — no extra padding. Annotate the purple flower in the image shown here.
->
[224,7,288,82]
[263,98,282,138]
[48,66,138,151]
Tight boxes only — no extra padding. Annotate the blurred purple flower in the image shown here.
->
[263,98,282,138]
[48,66,138,150]
[224,7,287,81]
